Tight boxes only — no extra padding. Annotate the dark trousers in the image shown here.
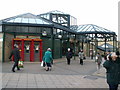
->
[46,63,52,67]
[12,60,20,71]
[80,59,83,65]
[46,62,52,71]
[108,84,118,90]
[67,58,70,65]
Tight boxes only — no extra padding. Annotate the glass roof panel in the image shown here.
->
[35,19,43,24]
[43,21,51,24]
[2,13,52,25]
[75,24,115,34]
[14,18,22,23]
[29,18,36,23]
[22,18,29,23]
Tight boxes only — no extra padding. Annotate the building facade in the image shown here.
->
[0,10,117,62]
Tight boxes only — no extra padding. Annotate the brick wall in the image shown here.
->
[4,33,14,62]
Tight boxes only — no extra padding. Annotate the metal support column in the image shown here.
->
[74,35,76,60]
[39,42,42,62]
[60,39,62,58]
[95,34,98,58]
[91,34,94,59]
[51,28,54,59]
[104,36,107,55]
[113,35,115,52]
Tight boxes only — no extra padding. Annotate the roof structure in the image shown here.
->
[0,11,116,36]
[1,13,52,25]
[70,24,116,35]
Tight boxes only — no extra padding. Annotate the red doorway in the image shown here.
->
[12,38,42,62]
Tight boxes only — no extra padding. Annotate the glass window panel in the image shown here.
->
[21,26,28,32]
[16,26,21,32]
[29,18,36,24]
[46,14,50,19]
[29,27,36,33]
[45,28,51,34]
[53,29,57,34]
[70,16,77,26]
[42,21,50,24]
[22,18,29,23]
[14,18,22,23]
[0,26,2,32]
[36,27,42,33]
[5,26,14,32]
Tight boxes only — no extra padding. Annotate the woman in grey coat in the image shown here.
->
[78,50,84,65]
[96,53,102,70]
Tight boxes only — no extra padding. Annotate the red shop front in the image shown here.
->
[12,38,42,62]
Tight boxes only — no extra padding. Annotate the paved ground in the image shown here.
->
[1,57,120,89]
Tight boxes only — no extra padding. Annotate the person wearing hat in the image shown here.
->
[66,48,72,65]
[103,52,120,90]
[43,48,53,71]
[9,44,21,72]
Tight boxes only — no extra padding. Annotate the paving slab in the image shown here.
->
[2,57,120,89]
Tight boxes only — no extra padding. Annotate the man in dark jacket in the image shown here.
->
[103,52,120,90]
[66,48,72,65]
[9,44,21,72]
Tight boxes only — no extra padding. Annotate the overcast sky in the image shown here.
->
[0,0,119,35]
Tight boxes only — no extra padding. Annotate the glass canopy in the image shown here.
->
[2,13,52,25]
[70,24,116,35]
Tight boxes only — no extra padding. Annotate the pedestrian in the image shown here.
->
[78,50,84,65]
[66,48,72,65]
[103,52,120,90]
[9,44,21,72]
[43,48,53,71]
[96,53,102,72]
[104,52,108,61]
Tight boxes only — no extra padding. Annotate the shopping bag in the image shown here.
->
[18,61,24,68]
[41,61,43,67]
[83,56,86,60]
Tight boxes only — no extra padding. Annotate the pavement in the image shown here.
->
[1,57,120,89]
